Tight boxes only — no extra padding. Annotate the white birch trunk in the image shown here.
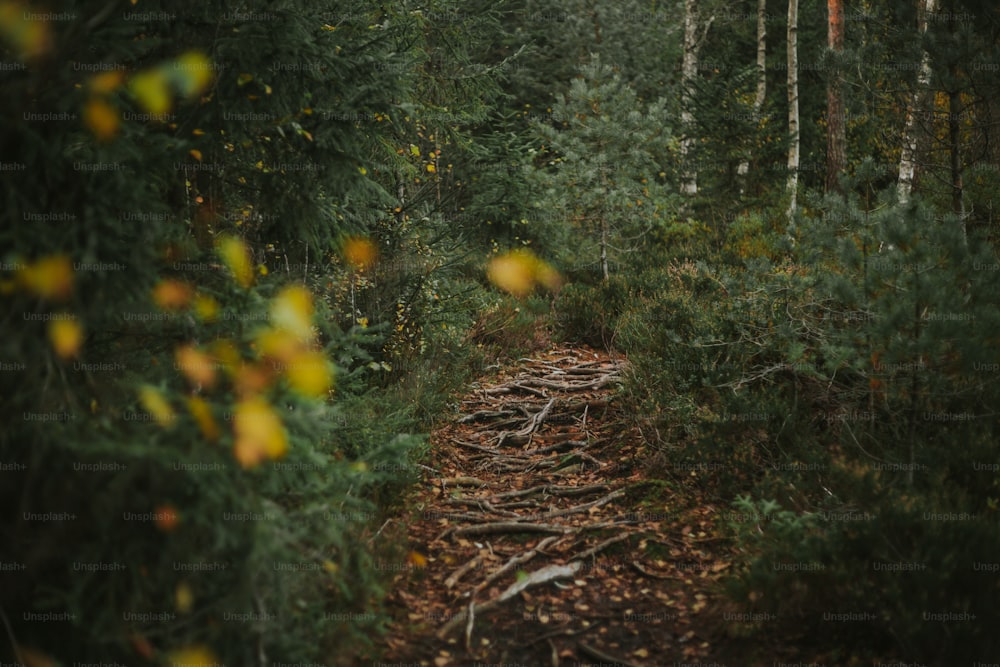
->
[786,0,800,224]
[680,0,713,197]
[737,0,768,196]
[897,0,938,204]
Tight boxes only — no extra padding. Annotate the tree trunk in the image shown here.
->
[599,217,609,282]
[897,0,939,204]
[825,0,846,194]
[680,0,713,197]
[786,0,800,224]
[737,0,768,197]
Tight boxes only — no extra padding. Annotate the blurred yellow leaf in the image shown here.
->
[83,98,120,141]
[152,279,193,310]
[285,350,332,398]
[172,51,214,97]
[193,293,219,321]
[486,249,560,297]
[256,328,300,363]
[342,236,377,271]
[139,385,175,427]
[48,318,82,359]
[130,69,171,115]
[233,362,272,397]
[270,285,314,341]
[90,70,125,94]
[535,263,562,291]
[17,255,74,300]
[175,345,217,388]
[0,2,51,60]
[189,149,202,161]
[233,397,288,467]
[409,144,420,156]
[175,582,194,614]
[322,559,338,573]
[426,163,436,173]
[487,251,534,297]
[407,551,428,568]
[186,396,220,441]
[217,235,253,288]
[167,646,218,667]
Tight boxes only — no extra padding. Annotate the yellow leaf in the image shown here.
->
[270,285,314,341]
[0,2,51,60]
[193,294,219,322]
[486,251,534,297]
[175,345,217,388]
[285,350,333,398]
[358,166,367,175]
[192,128,206,136]
[189,149,202,161]
[426,163,436,173]
[535,263,562,291]
[172,51,214,98]
[217,236,253,288]
[139,385,175,427]
[236,72,254,86]
[83,98,120,141]
[90,70,124,94]
[233,362,273,397]
[407,551,428,568]
[152,279,193,310]
[256,328,301,363]
[342,236,377,271]
[233,397,288,467]
[130,69,172,115]
[167,646,218,667]
[409,144,420,156]
[186,396,220,441]
[321,24,337,31]
[486,249,560,297]
[175,582,194,614]
[322,559,338,573]
[46,317,81,359]
[17,255,74,300]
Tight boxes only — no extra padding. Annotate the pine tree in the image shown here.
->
[532,56,675,280]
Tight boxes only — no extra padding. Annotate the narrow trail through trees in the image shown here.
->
[378,345,735,666]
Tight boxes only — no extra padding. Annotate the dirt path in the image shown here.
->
[377,345,734,666]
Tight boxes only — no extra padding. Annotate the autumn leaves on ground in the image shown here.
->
[378,345,736,667]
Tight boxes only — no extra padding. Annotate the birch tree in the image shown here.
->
[737,0,768,197]
[897,0,938,204]
[786,0,800,223]
[680,0,713,197]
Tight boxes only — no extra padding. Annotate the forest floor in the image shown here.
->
[375,344,745,667]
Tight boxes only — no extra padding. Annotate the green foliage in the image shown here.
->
[0,0,441,663]
[531,55,678,277]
